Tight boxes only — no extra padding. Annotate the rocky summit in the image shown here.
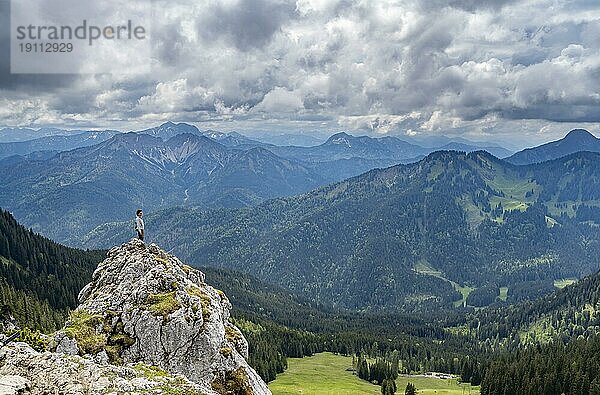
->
[0,239,271,395]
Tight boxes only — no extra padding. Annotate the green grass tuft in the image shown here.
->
[8,327,48,352]
[134,363,169,378]
[64,310,107,355]
[145,291,181,319]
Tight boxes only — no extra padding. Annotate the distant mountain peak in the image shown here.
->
[138,122,202,141]
[165,132,211,144]
[325,132,354,147]
[564,128,596,141]
[109,131,161,144]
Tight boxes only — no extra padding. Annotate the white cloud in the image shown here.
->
[253,87,304,113]
[137,79,215,113]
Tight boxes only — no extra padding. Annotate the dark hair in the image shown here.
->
[136,209,143,215]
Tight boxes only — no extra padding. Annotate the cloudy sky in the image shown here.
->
[1,0,599,147]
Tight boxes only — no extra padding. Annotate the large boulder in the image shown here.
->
[1,239,271,395]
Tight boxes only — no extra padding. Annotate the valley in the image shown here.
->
[0,127,599,394]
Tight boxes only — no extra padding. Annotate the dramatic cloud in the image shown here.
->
[0,0,599,145]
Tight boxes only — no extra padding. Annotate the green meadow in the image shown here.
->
[269,352,380,394]
[269,352,480,395]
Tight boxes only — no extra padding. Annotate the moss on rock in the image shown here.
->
[144,291,182,320]
[63,310,135,364]
[8,327,48,352]
[134,363,169,378]
[225,325,242,342]
[219,347,232,357]
[211,367,253,395]
[64,310,107,355]
[155,256,169,265]
[106,319,135,365]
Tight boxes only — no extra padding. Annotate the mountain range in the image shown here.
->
[84,150,600,310]
[0,132,326,243]
[0,124,596,253]
[2,123,600,393]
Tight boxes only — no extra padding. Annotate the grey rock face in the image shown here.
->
[2,239,271,395]
[54,332,78,356]
[0,342,202,394]
[0,374,30,395]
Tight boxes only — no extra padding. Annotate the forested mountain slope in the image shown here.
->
[85,151,600,310]
[471,267,600,349]
[0,209,103,320]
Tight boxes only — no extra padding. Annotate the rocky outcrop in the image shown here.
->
[0,239,271,395]
[0,342,202,394]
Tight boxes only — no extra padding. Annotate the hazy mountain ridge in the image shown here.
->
[0,127,98,143]
[268,131,430,162]
[0,122,514,180]
[506,129,600,165]
[0,131,118,160]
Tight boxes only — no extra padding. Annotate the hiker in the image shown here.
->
[135,209,145,241]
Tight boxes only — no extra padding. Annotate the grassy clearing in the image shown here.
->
[397,375,480,395]
[477,161,539,223]
[499,287,508,301]
[453,284,474,308]
[484,163,537,198]
[414,260,444,277]
[554,278,577,289]
[269,352,380,395]
[413,260,473,308]
[518,317,557,345]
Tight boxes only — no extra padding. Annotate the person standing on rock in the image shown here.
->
[135,209,145,241]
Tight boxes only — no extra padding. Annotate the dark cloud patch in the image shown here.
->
[198,0,297,51]
[510,48,549,66]
[502,105,600,123]
[418,0,516,12]
[2,0,600,135]
[0,72,80,92]
[153,22,189,66]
